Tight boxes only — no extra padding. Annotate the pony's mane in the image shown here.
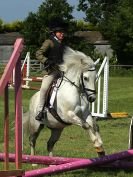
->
[59,47,95,72]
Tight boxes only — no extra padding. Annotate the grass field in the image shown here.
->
[0,76,133,176]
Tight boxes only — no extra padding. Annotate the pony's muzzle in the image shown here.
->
[87,94,96,103]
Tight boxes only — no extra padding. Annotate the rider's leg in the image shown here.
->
[35,73,56,121]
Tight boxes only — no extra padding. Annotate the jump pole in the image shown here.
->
[0,151,133,177]
[23,77,43,82]
[22,77,42,90]
[22,149,133,177]
[0,151,132,167]
[0,153,82,165]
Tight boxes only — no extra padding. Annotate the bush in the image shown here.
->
[0,19,4,32]
[3,21,23,32]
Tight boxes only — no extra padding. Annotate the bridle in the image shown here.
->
[80,69,96,100]
[58,69,96,101]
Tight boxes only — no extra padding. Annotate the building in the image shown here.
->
[0,32,22,63]
[74,31,113,58]
[0,31,113,64]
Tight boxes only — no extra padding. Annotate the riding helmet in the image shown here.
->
[49,17,68,32]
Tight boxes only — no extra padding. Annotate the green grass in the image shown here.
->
[0,76,133,176]
[108,77,133,115]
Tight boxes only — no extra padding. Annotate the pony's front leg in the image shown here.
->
[85,115,105,157]
[67,110,105,157]
[67,106,90,128]
[67,110,85,127]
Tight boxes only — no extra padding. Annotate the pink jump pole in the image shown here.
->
[23,149,133,177]
[0,153,133,169]
[0,153,82,165]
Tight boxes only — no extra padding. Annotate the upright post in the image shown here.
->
[102,57,109,117]
[97,76,101,114]
[128,117,133,149]
[15,57,22,169]
[4,84,9,170]
[26,52,30,87]
[91,56,109,118]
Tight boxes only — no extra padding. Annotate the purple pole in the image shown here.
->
[23,149,133,177]
[102,161,133,169]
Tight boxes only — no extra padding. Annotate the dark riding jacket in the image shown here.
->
[36,35,65,73]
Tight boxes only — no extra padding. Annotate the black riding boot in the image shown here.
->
[35,112,44,121]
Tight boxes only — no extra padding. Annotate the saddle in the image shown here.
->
[44,78,71,125]
[45,77,60,107]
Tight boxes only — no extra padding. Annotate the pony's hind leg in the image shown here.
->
[47,128,63,156]
[29,124,44,156]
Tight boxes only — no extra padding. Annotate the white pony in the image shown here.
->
[24,47,105,157]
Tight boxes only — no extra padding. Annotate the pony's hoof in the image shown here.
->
[49,152,53,157]
[82,122,89,129]
[97,151,105,157]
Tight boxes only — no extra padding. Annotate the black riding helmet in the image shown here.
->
[49,17,68,33]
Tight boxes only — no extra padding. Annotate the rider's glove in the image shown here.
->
[44,60,54,69]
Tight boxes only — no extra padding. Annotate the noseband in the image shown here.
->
[81,69,96,99]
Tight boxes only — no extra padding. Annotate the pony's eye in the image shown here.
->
[84,77,88,81]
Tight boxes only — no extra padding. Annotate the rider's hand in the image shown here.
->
[47,60,54,66]
[44,60,54,69]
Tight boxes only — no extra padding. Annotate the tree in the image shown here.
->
[21,0,97,60]
[22,12,40,45]
[78,0,116,26]
[78,0,133,65]
[21,0,74,58]
[101,0,133,65]
[0,19,4,32]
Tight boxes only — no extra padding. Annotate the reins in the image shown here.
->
[56,70,96,99]
[51,65,96,96]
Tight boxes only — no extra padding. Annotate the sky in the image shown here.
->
[0,0,85,23]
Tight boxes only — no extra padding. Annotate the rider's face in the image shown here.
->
[55,31,64,41]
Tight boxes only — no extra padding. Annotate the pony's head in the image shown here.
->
[59,47,96,103]
[81,68,96,103]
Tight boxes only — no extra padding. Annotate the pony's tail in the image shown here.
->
[22,111,30,135]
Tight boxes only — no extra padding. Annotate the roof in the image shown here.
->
[0,31,109,45]
[74,31,107,43]
[0,32,23,45]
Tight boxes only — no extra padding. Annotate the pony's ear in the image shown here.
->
[94,58,100,65]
